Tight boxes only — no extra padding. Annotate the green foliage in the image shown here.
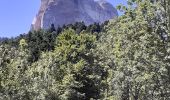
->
[0,1,170,99]
[26,28,109,99]
[100,0,170,99]
[19,39,28,50]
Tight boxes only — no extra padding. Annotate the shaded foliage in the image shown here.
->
[0,0,170,99]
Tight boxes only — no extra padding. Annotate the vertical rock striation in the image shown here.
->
[31,0,118,30]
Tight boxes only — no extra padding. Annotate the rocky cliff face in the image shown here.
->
[31,0,118,30]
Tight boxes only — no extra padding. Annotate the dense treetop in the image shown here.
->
[0,0,170,100]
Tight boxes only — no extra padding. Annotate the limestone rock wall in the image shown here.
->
[31,0,118,30]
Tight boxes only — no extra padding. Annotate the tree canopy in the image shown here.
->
[0,0,170,100]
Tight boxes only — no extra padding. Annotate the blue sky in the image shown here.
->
[0,0,127,37]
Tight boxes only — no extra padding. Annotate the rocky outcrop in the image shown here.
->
[31,0,118,30]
